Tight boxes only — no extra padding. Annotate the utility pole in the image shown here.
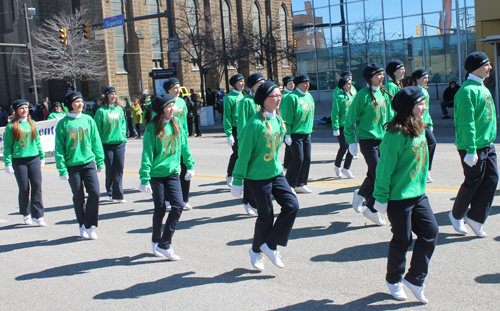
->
[219,0,229,92]
[24,3,38,105]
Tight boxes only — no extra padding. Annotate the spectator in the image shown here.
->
[0,106,8,126]
[190,93,202,137]
[403,76,413,87]
[441,80,460,119]
[184,95,195,136]
[91,100,100,116]
[124,98,137,138]
[130,98,142,139]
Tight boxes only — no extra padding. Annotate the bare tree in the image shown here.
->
[18,7,106,91]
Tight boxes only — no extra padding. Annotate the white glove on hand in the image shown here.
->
[40,159,45,167]
[139,184,153,194]
[285,135,292,146]
[231,185,243,198]
[5,166,14,174]
[60,175,69,180]
[227,136,234,147]
[464,153,478,167]
[333,130,340,136]
[349,143,358,157]
[374,200,388,214]
[97,168,104,173]
[185,170,195,180]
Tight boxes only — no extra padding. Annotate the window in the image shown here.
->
[110,0,126,73]
[279,4,289,66]
[148,0,162,64]
[251,1,262,66]
[186,0,198,68]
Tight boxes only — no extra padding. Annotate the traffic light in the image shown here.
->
[83,23,91,40]
[415,24,420,36]
[59,28,67,45]
[293,39,297,48]
[436,28,440,35]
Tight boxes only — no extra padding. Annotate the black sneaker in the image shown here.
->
[442,115,451,119]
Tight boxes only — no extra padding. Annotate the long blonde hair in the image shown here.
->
[152,112,180,139]
[11,110,37,142]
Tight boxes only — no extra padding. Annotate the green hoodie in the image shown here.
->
[139,118,194,185]
[237,94,261,132]
[232,113,285,186]
[454,79,497,154]
[3,120,45,166]
[344,86,392,145]
[54,114,104,176]
[420,87,433,127]
[280,89,315,135]
[47,111,67,120]
[94,105,127,144]
[373,129,428,203]
[331,90,354,131]
[223,90,244,136]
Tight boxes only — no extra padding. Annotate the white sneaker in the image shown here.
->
[352,190,364,213]
[108,196,113,201]
[156,246,180,260]
[152,242,164,257]
[23,215,32,225]
[165,201,171,211]
[249,248,265,271]
[363,208,386,226]
[427,172,433,183]
[33,218,47,227]
[352,155,359,159]
[79,225,89,239]
[334,166,342,178]
[183,202,192,211]
[243,203,258,216]
[294,185,313,193]
[386,281,407,301]
[402,279,428,304]
[464,216,487,237]
[113,199,127,203]
[341,168,355,179]
[291,187,296,195]
[448,211,467,235]
[260,243,284,268]
[226,176,233,187]
[83,225,98,240]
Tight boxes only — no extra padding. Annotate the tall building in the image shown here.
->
[0,0,294,106]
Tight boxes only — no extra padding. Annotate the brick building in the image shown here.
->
[0,0,294,106]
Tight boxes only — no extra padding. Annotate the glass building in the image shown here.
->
[291,0,476,92]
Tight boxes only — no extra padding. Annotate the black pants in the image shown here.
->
[359,139,381,212]
[127,118,136,137]
[187,116,194,136]
[165,157,190,203]
[283,145,292,170]
[286,133,312,188]
[452,145,499,223]
[134,123,142,138]
[227,126,239,177]
[67,162,100,228]
[334,127,353,169]
[151,174,184,249]
[425,127,436,171]
[12,156,44,219]
[386,194,439,287]
[247,173,299,253]
[194,115,201,136]
[103,142,126,200]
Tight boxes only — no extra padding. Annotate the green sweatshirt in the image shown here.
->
[94,105,127,144]
[232,113,285,186]
[83,109,94,118]
[223,90,244,137]
[3,120,45,166]
[47,112,66,120]
[237,94,261,132]
[373,129,428,203]
[173,97,188,134]
[384,80,401,97]
[283,90,293,99]
[331,90,353,131]
[139,118,194,185]
[420,87,433,127]
[280,89,315,135]
[344,86,392,145]
[454,79,497,154]
[54,114,105,176]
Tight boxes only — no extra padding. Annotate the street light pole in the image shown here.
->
[24,3,38,105]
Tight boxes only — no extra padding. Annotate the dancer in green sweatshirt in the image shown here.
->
[373,86,438,304]
[55,91,105,239]
[139,93,195,260]
[231,81,299,271]
[3,99,46,227]
[47,102,66,120]
[281,75,294,172]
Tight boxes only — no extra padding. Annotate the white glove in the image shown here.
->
[349,143,358,157]
[185,170,195,180]
[285,135,292,146]
[60,175,69,180]
[333,130,340,136]
[464,153,478,167]
[227,136,234,147]
[139,184,153,194]
[5,166,14,174]
[97,168,104,173]
[231,185,243,198]
[40,159,45,167]
[374,200,388,214]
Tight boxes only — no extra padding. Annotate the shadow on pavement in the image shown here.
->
[0,236,81,253]
[311,241,389,263]
[55,208,152,225]
[93,268,274,300]
[475,273,500,284]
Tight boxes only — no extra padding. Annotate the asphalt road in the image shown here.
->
[1,124,499,310]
